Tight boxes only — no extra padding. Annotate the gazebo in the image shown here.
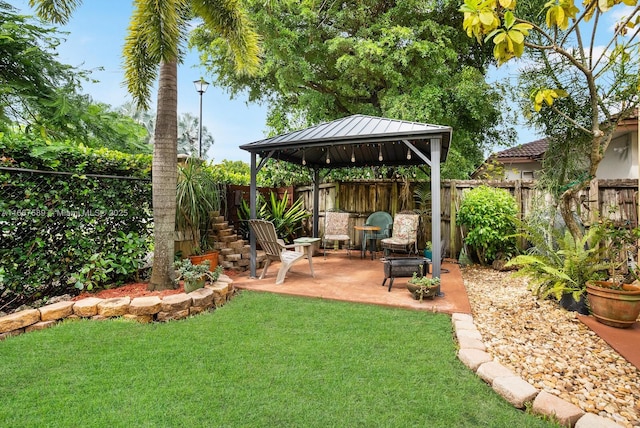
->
[239,114,452,279]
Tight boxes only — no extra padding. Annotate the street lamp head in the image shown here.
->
[193,78,209,94]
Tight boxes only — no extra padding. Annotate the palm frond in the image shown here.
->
[29,0,81,25]
[191,0,261,75]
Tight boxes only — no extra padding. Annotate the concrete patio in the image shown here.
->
[232,250,472,314]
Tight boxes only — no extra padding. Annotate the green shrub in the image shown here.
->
[0,133,152,311]
[237,191,311,243]
[456,185,517,265]
[506,225,607,304]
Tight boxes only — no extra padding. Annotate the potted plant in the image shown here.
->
[174,259,223,293]
[585,219,640,328]
[406,271,440,301]
[176,156,223,270]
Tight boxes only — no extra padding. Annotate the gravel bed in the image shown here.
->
[462,266,640,427]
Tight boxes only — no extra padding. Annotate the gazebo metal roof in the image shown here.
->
[240,114,452,282]
[239,114,452,168]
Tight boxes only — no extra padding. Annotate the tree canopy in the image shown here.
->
[0,3,151,154]
[460,0,639,238]
[193,0,514,179]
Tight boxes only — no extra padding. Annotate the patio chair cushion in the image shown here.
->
[323,211,351,257]
[381,213,419,256]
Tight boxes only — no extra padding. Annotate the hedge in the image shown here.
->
[0,133,153,312]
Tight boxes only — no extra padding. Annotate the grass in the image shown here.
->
[0,292,557,427]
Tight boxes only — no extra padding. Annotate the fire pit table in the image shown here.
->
[381,257,433,293]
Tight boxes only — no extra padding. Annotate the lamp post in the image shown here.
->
[193,78,209,158]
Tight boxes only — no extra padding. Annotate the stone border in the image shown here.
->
[452,313,623,428]
[0,275,235,340]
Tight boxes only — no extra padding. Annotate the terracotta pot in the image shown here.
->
[189,251,219,271]
[585,280,640,329]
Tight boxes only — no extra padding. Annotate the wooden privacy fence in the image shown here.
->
[293,179,639,258]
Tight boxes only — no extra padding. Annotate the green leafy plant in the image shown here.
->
[590,217,640,288]
[238,191,311,243]
[1,133,152,310]
[174,259,223,292]
[259,191,310,242]
[407,272,441,301]
[69,253,115,291]
[506,221,608,304]
[176,157,224,252]
[456,185,518,265]
[412,181,432,250]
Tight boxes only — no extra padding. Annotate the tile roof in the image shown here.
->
[496,139,548,160]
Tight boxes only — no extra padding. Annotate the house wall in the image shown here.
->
[596,131,638,179]
[502,161,542,180]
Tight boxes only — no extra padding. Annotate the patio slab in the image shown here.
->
[233,251,471,314]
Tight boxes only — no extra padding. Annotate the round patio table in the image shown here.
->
[354,225,381,259]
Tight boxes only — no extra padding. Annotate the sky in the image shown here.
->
[13,1,630,164]
[14,0,269,163]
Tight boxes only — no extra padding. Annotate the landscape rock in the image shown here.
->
[532,391,584,427]
[0,309,40,333]
[188,287,214,308]
[457,348,492,371]
[575,413,624,428]
[464,267,640,427]
[156,309,189,322]
[160,293,192,312]
[97,297,131,317]
[123,314,154,324]
[476,361,516,385]
[129,296,162,315]
[39,301,74,321]
[25,320,57,332]
[73,297,103,317]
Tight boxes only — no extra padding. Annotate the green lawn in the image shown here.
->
[0,292,556,427]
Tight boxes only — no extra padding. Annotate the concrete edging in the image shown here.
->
[451,313,623,427]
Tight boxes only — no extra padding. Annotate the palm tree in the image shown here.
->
[30,0,260,290]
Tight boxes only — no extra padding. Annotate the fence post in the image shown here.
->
[449,181,458,259]
[589,178,599,225]
[515,180,525,250]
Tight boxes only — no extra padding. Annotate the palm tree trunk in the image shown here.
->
[149,60,178,290]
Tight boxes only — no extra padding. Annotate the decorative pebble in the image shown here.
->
[463,266,640,428]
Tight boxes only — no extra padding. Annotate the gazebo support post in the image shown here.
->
[249,152,258,278]
[430,138,444,296]
[312,169,320,238]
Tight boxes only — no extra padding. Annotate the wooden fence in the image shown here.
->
[292,179,639,258]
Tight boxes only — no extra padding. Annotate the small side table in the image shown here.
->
[354,225,381,259]
[293,237,321,276]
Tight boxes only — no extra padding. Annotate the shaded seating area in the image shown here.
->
[322,211,351,258]
[381,213,419,257]
[363,211,393,259]
[248,219,314,285]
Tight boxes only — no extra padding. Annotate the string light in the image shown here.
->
[351,146,355,162]
[406,148,412,160]
[326,149,331,164]
[302,150,306,166]
[378,145,383,162]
